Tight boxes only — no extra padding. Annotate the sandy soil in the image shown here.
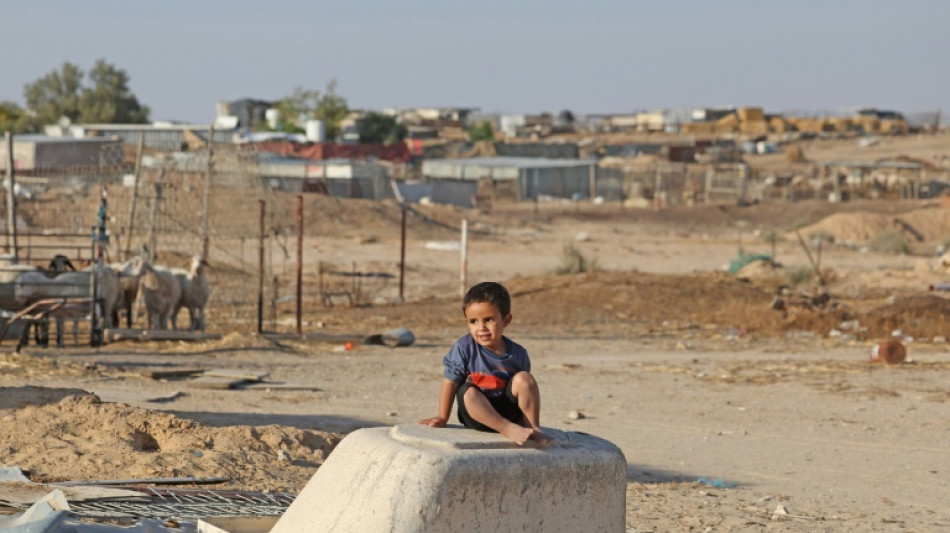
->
[3,191,950,531]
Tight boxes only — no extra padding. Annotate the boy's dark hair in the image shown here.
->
[463,282,511,317]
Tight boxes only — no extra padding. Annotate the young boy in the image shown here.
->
[419,282,550,446]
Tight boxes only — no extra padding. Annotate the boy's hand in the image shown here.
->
[419,416,448,428]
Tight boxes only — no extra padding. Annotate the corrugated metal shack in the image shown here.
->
[421,157,597,203]
[495,142,580,159]
[46,123,238,151]
[0,135,121,172]
[258,156,393,200]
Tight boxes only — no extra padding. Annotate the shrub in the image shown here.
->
[807,230,835,245]
[786,266,814,286]
[555,242,598,274]
[868,231,911,255]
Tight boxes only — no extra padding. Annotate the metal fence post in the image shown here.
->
[296,195,303,335]
[124,133,145,258]
[201,126,214,259]
[460,219,468,298]
[4,132,17,260]
[399,207,407,301]
[258,199,265,334]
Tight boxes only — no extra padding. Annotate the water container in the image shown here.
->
[265,108,280,130]
[305,120,326,142]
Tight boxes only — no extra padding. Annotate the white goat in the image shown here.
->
[131,258,182,330]
[110,259,142,328]
[171,256,211,332]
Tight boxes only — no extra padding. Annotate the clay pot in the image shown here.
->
[871,339,906,364]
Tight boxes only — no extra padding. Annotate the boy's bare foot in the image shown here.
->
[499,422,535,445]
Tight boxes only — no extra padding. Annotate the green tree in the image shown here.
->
[468,121,494,142]
[0,101,19,131]
[77,59,150,123]
[357,112,407,145]
[273,80,349,140]
[273,86,320,134]
[0,101,38,133]
[23,60,149,125]
[23,61,84,125]
[314,80,348,141]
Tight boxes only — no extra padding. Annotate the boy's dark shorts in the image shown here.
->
[456,378,523,432]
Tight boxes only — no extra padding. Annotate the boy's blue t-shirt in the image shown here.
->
[443,334,530,397]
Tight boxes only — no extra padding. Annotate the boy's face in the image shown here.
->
[464,300,511,354]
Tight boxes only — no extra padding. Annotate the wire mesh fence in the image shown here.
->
[5,132,950,345]
[0,138,331,341]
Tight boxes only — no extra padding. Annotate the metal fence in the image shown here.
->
[0,137,365,342]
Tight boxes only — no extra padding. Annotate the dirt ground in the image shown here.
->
[3,189,950,531]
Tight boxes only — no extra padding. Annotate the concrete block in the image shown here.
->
[271,424,626,533]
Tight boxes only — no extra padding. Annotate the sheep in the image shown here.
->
[130,258,182,330]
[110,259,142,328]
[0,263,39,283]
[90,264,122,330]
[47,254,77,273]
[14,270,82,346]
[13,266,120,347]
[171,255,211,332]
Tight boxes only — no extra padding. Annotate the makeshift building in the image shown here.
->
[44,123,236,151]
[421,157,597,204]
[258,156,393,200]
[0,135,122,172]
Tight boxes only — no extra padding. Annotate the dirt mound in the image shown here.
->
[0,388,340,492]
[862,295,950,338]
[797,207,950,246]
[308,270,851,340]
[796,212,891,245]
[506,271,797,336]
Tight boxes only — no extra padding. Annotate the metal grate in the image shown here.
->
[65,487,295,520]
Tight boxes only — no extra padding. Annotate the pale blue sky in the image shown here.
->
[4,1,947,122]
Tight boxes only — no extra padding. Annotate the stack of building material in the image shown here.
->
[715,113,740,134]
[769,116,792,133]
[828,117,854,132]
[880,119,908,134]
[681,122,716,135]
[737,107,768,136]
[737,107,765,122]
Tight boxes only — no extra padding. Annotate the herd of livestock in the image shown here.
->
[0,254,211,347]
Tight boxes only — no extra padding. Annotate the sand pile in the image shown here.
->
[796,207,950,246]
[795,212,891,245]
[0,387,339,492]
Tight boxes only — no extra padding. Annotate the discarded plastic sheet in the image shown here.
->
[0,466,31,483]
[0,483,149,507]
[0,489,70,532]
[146,390,185,403]
[58,517,194,532]
[363,327,415,347]
[198,516,279,533]
[696,477,736,488]
[424,241,461,251]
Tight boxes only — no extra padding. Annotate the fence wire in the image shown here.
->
[1,140,324,339]
[4,136,950,342]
